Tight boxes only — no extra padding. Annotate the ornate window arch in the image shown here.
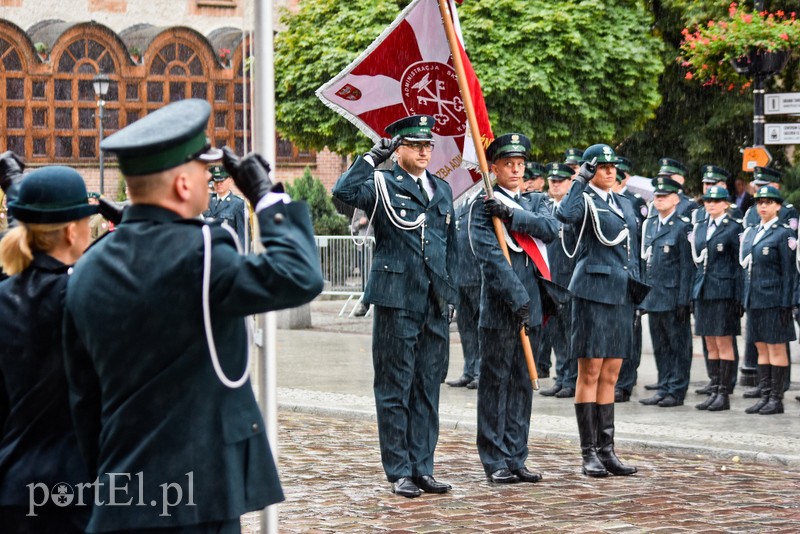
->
[0,36,28,157]
[51,35,120,160]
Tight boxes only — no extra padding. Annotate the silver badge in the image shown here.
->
[663,245,670,254]
[717,243,724,252]
[762,247,770,256]
[400,209,407,217]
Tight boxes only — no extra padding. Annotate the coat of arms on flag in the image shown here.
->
[316,0,492,199]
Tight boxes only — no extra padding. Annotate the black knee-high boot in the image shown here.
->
[759,365,786,415]
[575,403,607,477]
[708,359,733,411]
[745,364,771,414]
[596,403,637,476]
[695,360,720,410]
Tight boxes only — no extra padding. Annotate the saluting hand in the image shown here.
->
[365,136,401,165]
[222,146,273,206]
[574,158,597,184]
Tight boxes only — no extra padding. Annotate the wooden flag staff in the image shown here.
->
[437,0,540,390]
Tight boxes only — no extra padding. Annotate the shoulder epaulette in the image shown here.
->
[680,216,690,223]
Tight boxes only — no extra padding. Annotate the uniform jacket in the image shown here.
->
[469,188,558,329]
[620,188,648,227]
[690,214,743,302]
[740,221,797,309]
[205,191,247,246]
[455,197,481,287]
[63,202,323,530]
[543,197,577,289]
[557,180,644,305]
[639,213,693,312]
[0,253,90,506]
[332,156,457,314]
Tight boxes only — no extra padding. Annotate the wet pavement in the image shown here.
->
[245,299,800,532]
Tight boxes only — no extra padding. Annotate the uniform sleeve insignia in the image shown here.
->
[788,237,797,251]
[790,218,798,230]
[640,206,648,217]
[687,231,694,243]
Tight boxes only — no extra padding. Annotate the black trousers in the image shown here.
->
[455,284,481,379]
[477,325,541,475]
[372,299,449,482]
[649,311,692,400]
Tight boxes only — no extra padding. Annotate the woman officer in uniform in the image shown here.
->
[691,186,744,412]
[557,144,646,477]
[0,164,96,532]
[740,185,796,415]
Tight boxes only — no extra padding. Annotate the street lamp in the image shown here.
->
[93,73,110,195]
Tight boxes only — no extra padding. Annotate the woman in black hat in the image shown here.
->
[0,162,97,533]
[739,185,796,415]
[557,144,645,478]
[691,186,744,412]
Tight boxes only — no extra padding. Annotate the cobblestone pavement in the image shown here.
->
[267,411,800,533]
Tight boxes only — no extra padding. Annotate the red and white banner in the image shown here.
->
[316,0,493,199]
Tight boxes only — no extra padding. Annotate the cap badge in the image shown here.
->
[511,134,519,143]
[419,116,428,125]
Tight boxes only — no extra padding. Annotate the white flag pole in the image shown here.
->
[253,1,279,533]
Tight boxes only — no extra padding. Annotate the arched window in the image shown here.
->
[53,37,119,160]
[0,37,27,157]
[145,41,209,107]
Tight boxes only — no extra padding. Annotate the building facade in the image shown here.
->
[0,0,346,197]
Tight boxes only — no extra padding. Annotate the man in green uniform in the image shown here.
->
[205,165,248,249]
[63,99,323,532]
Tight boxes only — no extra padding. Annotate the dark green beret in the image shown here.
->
[487,133,531,162]
[702,185,730,201]
[8,166,98,223]
[100,99,222,176]
[754,185,783,202]
[385,115,435,141]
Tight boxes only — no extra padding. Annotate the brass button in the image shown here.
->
[252,423,259,432]
[274,212,285,224]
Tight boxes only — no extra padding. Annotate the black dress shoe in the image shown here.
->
[657,394,683,407]
[555,386,575,398]
[511,467,542,483]
[445,375,472,387]
[391,477,421,498]
[539,383,562,396]
[487,468,519,484]
[413,475,451,494]
[466,379,479,390]
[639,393,664,406]
[615,389,631,402]
[643,383,660,391]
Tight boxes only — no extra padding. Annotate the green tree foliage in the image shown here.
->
[284,167,349,235]
[275,0,664,160]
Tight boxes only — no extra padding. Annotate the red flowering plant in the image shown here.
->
[679,3,800,89]
[218,48,232,63]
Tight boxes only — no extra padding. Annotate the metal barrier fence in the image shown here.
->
[314,235,375,316]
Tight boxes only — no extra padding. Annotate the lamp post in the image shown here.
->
[93,73,110,195]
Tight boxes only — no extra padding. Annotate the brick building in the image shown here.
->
[0,0,347,197]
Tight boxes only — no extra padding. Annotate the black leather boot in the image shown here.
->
[707,360,732,411]
[696,359,719,395]
[575,403,608,477]
[745,364,771,414]
[695,362,720,410]
[596,403,637,476]
[759,365,786,415]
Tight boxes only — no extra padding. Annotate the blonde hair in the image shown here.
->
[0,222,70,275]
[124,167,177,201]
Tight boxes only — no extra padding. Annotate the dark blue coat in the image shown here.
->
[205,192,247,246]
[0,253,90,508]
[740,222,797,309]
[620,189,648,227]
[690,214,743,302]
[543,197,577,289]
[455,197,481,287]
[63,202,323,530]
[469,188,558,329]
[639,213,693,312]
[557,181,643,305]
[333,156,457,314]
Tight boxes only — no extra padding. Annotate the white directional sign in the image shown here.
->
[765,123,800,145]
[765,92,800,115]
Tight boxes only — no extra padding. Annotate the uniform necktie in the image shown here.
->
[754,224,765,243]
[656,220,661,233]
[514,193,520,202]
[416,177,429,204]
[707,220,716,238]
[608,194,621,215]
